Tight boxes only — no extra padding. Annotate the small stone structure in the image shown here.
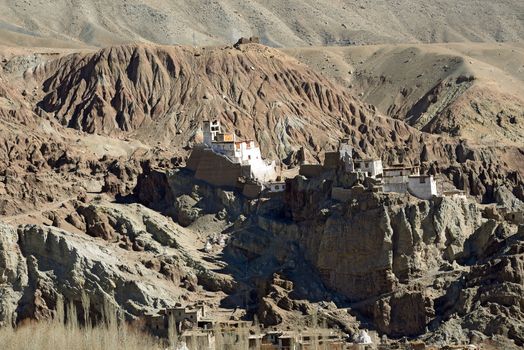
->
[165,302,207,325]
[354,158,383,178]
[258,329,345,350]
[180,330,216,349]
[442,189,467,199]
[144,302,209,337]
[382,165,437,199]
[407,175,437,200]
[234,36,260,48]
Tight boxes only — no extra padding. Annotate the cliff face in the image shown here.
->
[0,200,236,326]
[222,171,523,344]
[128,167,524,345]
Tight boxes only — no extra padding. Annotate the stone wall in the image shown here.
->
[193,150,244,188]
[299,164,324,178]
[323,152,342,169]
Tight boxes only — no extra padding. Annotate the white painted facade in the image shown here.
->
[382,166,437,199]
[354,159,383,178]
[383,167,412,193]
[202,120,277,184]
[407,175,437,200]
[383,180,408,194]
[339,139,354,172]
[203,120,221,146]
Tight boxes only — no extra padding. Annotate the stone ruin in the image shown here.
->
[234,36,260,48]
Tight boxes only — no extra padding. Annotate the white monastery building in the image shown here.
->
[354,159,383,179]
[407,175,438,200]
[334,141,438,200]
[202,120,278,184]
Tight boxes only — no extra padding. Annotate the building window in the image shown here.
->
[420,177,426,183]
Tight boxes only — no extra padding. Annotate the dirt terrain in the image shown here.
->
[0,0,523,48]
[284,43,524,148]
[0,2,523,348]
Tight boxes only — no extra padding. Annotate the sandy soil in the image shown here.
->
[284,42,524,146]
[0,0,522,48]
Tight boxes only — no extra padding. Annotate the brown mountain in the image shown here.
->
[0,43,520,210]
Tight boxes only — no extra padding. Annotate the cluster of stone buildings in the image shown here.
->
[143,303,477,349]
[144,302,349,349]
[300,139,439,200]
[144,302,212,337]
[187,122,445,201]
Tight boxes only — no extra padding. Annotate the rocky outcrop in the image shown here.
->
[135,167,248,226]
[0,223,28,326]
[431,225,524,345]
[12,223,182,321]
[219,169,523,344]
[0,200,236,325]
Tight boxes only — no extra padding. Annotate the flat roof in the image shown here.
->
[354,158,380,162]
[408,175,432,178]
[384,166,413,171]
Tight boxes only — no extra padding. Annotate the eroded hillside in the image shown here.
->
[0,41,523,348]
[284,43,524,148]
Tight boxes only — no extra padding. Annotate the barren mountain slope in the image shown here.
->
[0,0,523,48]
[30,43,381,161]
[284,43,524,146]
[0,40,524,348]
[0,43,522,213]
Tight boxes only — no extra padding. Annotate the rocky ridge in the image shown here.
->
[130,165,524,347]
[0,0,523,47]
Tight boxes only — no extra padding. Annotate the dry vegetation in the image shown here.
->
[0,322,165,350]
[0,297,165,350]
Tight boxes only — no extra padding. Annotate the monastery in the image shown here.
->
[186,121,280,197]
[187,122,440,200]
[302,139,439,200]
[202,120,277,184]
